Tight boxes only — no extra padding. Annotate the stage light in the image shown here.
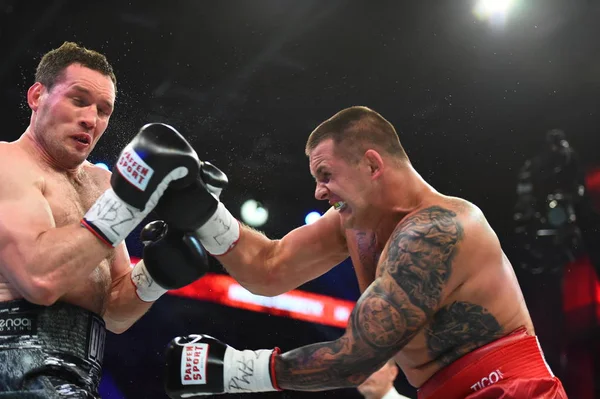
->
[95,162,109,171]
[305,211,322,225]
[240,199,269,227]
[474,0,515,20]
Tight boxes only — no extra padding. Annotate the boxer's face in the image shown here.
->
[309,139,375,229]
[28,63,115,169]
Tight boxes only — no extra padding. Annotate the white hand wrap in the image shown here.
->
[83,166,189,247]
[195,202,240,256]
[83,188,145,246]
[223,347,277,393]
[131,260,168,302]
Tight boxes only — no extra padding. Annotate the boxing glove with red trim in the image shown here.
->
[82,123,199,247]
[164,334,281,398]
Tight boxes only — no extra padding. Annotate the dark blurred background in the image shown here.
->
[1,0,599,398]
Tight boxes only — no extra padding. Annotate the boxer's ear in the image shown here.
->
[27,82,45,112]
[363,149,384,180]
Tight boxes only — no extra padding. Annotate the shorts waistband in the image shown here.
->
[0,299,106,369]
[418,327,554,399]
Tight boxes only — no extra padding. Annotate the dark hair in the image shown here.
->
[35,41,117,93]
[305,106,408,163]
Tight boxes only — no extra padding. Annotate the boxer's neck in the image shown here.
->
[19,127,84,176]
[370,163,435,242]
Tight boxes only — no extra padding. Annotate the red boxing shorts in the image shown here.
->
[417,327,568,399]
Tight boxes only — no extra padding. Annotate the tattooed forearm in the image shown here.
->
[274,279,421,391]
[274,337,381,391]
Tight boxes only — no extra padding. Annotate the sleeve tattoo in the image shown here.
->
[274,206,463,391]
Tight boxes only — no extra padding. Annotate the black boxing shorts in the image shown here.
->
[0,299,105,398]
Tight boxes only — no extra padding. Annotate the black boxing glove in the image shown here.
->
[156,162,240,256]
[82,123,199,247]
[164,334,281,398]
[130,221,210,302]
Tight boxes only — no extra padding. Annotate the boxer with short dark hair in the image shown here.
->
[0,42,209,398]
[157,106,568,398]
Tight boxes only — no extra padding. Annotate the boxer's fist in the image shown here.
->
[164,334,280,398]
[155,161,228,231]
[156,162,240,255]
[130,221,210,302]
[82,123,199,246]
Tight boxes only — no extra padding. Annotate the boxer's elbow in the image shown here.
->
[229,240,289,297]
[1,263,61,306]
[242,280,285,297]
[236,272,286,297]
[26,264,69,305]
[0,239,62,305]
[21,275,61,306]
[249,250,291,297]
[109,326,128,335]
[105,319,132,335]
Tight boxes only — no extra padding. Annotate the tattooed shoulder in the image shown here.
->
[382,205,503,367]
[383,206,464,314]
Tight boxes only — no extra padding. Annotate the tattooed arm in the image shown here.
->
[273,206,463,391]
[162,207,463,396]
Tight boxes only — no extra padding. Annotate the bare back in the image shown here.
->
[0,141,114,315]
[346,195,533,387]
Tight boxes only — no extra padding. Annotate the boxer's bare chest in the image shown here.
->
[41,166,113,314]
[44,169,105,227]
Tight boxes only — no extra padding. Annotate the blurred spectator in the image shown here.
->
[357,361,412,399]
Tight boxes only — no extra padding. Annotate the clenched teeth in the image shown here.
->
[333,201,346,211]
